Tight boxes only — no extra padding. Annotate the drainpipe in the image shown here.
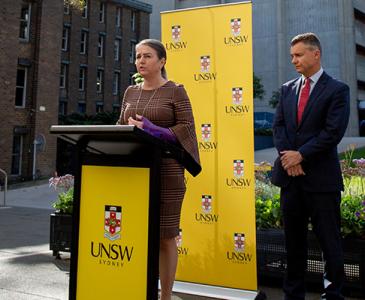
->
[0,168,7,207]
[32,140,38,180]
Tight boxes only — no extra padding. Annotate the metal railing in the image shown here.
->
[0,168,7,207]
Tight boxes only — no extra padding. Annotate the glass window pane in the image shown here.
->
[16,69,25,86]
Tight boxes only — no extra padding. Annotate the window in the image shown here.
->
[60,64,67,88]
[15,67,27,107]
[113,72,120,95]
[114,39,120,61]
[96,69,104,93]
[79,67,86,91]
[82,0,88,18]
[116,7,121,27]
[96,102,104,113]
[78,102,86,114]
[19,4,31,41]
[11,135,23,175]
[98,34,105,57]
[62,26,69,51]
[64,0,70,14]
[80,31,88,54]
[129,41,136,63]
[131,11,136,32]
[113,104,120,113]
[59,101,68,115]
[99,2,105,23]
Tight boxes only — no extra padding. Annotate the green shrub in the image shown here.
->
[255,160,365,239]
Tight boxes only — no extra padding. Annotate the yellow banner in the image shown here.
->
[162,2,256,291]
[76,165,150,299]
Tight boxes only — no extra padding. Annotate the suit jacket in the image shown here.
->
[271,71,350,192]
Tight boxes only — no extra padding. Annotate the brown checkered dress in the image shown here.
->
[117,80,200,238]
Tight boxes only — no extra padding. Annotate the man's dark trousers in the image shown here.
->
[281,180,344,300]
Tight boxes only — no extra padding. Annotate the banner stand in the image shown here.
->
[161,2,262,299]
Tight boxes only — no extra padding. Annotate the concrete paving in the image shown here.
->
[0,136,364,299]
[255,136,365,164]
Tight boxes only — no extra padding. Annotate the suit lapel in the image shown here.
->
[298,72,329,127]
[289,78,301,128]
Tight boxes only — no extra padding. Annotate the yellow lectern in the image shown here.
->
[50,125,199,300]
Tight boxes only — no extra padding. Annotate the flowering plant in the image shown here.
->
[49,174,74,214]
[255,162,282,229]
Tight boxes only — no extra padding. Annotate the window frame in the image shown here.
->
[99,2,105,23]
[60,64,67,89]
[82,0,88,18]
[19,3,31,41]
[114,39,120,61]
[96,101,104,113]
[15,67,27,108]
[62,26,69,51]
[64,0,70,14]
[59,101,68,115]
[11,135,23,175]
[116,7,121,27]
[77,101,86,114]
[80,30,88,54]
[113,71,120,95]
[79,67,86,91]
[131,11,136,32]
[96,68,104,93]
[98,34,105,57]
[129,40,136,63]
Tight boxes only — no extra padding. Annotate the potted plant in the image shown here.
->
[49,174,74,258]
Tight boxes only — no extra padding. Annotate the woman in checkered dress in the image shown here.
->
[117,39,200,300]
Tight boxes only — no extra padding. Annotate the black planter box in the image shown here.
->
[50,213,72,258]
[257,229,365,297]
[254,135,274,151]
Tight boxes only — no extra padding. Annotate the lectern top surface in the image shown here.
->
[50,125,135,133]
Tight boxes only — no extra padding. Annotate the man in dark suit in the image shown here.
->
[271,33,350,300]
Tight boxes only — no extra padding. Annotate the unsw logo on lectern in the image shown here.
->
[104,205,122,241]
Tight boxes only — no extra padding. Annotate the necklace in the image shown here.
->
[135,85,159,117]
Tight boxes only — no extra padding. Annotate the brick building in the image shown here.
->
[60,0,151,115]
[0,0,151,183]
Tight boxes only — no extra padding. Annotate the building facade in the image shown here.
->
[60,0,151,116]
[0,0,151,183]
[144,0,365,136]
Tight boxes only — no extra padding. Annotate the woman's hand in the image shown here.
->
[128,114,177,143]
[128,114,144,129]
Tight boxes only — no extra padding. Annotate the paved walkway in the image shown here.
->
[0,136,364,299]
[255,136,365,164]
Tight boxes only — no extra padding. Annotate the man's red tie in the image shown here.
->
[297,78,311,124]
